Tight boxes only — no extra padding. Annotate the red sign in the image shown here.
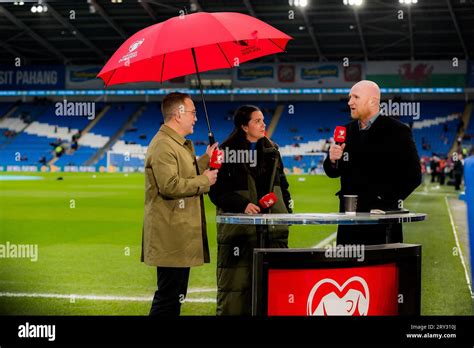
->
[267,263,399,316]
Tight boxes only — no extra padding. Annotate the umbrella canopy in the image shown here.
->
[97,12,292,144]
[97,11,292,85]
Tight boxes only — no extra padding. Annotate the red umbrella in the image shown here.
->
[97,11,292,144]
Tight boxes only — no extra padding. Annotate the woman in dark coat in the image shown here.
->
[209,105,292,316]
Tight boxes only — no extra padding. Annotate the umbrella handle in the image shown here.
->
[208,132,218,171]
[208,133,216,145]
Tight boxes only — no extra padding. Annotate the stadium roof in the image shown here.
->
[0,0,473,65]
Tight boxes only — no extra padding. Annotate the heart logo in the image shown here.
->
[306,276,370,316]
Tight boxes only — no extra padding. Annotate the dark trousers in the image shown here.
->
[336,198,403,245]
[149,267,190,316]
[455,174,462,190]
[439,172,446,185]
[337,223,403,245]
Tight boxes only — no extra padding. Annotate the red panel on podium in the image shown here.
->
[267,263,399,316]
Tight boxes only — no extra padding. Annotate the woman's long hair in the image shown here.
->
[222,105,261,147]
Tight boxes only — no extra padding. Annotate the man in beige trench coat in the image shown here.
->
[141,92,218,316]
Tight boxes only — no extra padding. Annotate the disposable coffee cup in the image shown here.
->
[343,195,358,215]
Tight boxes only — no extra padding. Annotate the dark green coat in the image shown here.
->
[209,136,292,315]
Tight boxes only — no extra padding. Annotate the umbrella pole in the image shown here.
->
[191,48,215,145]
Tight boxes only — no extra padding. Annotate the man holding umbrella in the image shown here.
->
[141,92,218,316]
[98,11,293,316]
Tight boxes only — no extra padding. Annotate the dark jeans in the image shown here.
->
[149,267,190,316]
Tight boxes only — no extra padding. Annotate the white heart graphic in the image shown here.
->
[306,276,370,316]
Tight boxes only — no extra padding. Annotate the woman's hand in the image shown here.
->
[244,203,261,214]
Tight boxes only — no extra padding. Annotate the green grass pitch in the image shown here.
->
[0,172,472,315]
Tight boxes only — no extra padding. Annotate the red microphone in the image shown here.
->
[334,126,346,144]
[259,192,278,209]
[210,149,223,169]
[333,126,346,169]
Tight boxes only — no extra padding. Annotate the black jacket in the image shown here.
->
[210,136,292,214]
[324,115,422,244]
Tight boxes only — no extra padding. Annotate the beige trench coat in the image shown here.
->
[141,124,211,267]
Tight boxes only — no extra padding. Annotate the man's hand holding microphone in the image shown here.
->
[329,144,346,164]
[202,142,221,185]
[329,126,346,168]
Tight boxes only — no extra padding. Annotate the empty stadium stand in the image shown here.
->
[0,100,471,173]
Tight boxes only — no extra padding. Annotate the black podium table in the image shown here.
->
[216,213,427,316]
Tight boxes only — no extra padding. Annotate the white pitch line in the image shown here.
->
[0,292,216,303]
[444,196,473,297]
[187,288,216,293]
[312,232,337,248]
[413,192,457,197]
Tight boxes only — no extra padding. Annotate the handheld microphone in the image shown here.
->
[333,126,346,169]
[259,192,278,209]
[210,149,223,170]
[334,126,346,143]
